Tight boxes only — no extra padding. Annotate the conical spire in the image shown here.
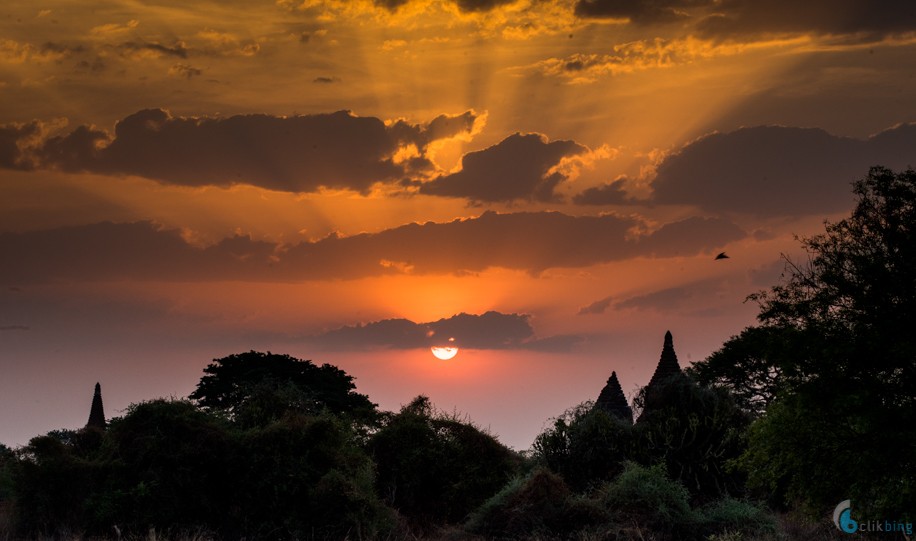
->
[594,371,633,424]
[646,330,682,391]
[86,382,106,429]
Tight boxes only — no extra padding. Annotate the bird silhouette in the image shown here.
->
[715,252,729,260]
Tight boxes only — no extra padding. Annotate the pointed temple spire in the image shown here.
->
[86,382,106,430]
[636,330,688,423]
[594,371,633,424]
[646,330,682,392]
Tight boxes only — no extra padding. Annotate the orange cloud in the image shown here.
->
[0,211,746,283]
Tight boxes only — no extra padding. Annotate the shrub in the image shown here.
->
[601,462,698,539]
[698,498,776,538]
[466,468,608,539]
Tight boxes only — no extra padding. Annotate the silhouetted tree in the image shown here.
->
[0,443,16,522]
[686,325,797,417]
[236,413,395,540]
[632,375,749,501]
[190,350,377,428]
[10,431,106,535]
[369,396,520,530]
[98,400,236,534]
[533,402,633,492]
[731,167,916,518]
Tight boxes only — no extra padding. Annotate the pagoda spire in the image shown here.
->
[646,330,682,391]
[86,382,106,430]
[594,371,633,424]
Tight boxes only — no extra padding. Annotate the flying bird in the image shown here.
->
[715,252,730,260]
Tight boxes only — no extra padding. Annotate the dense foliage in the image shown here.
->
[534,375,748,501]
[692,167,916,519]
[369,396,521,530]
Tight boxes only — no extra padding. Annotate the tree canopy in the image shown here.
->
[189,350,377,427]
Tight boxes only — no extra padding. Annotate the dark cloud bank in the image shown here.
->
[0,109,480,193]
[1,110,592,202]
[578,124,916,216]
[574,0,916,37]
[0,212,745,284]
[311,311,586,352]
[312,311,533,350]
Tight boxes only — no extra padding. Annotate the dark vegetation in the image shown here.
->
[0,167,913,540]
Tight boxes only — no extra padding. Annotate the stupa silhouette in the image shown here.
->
[86,382,106,430]
[646,330,682,391]
[594,371,633,424]
[595,330,684,424]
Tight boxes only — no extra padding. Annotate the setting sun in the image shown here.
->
[431,346,459,360]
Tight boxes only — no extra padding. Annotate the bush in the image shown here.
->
[465,468,608,539]
[370,396,520,530]
[698,497,776,538]
[601,462,698,539]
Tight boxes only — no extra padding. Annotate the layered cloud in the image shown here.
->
[310,311,534,350]
[694,0,916,39]
[0,211,746,284]
[419,133,589,202]
[647,124,916,216]
[573,178,632,205]
[580,279,726,316]
[0,109,481,193]
[573,0,916,39]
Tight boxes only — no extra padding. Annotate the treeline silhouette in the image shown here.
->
[0,166,913,540]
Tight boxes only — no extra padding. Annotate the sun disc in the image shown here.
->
[431,346,458,360]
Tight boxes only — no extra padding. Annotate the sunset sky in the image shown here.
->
[3,0,916,449]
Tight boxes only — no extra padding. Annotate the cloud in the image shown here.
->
[0,121,41,170]
[0,221,278,284]
[578,296,614,315]
[2,108,483,193]
[89,19,140,37]
[579,278,733,316]
[454,0,518,12]
[574,0,702,24]
[419,133,589,202]
[696,0,916,39]
[529,37,765,84]
[572,0,916,39]
[648,124,916,216]
[311,311,583,352]
[0,212,746,284]
[168,63,202,79]
[573,178,633,205]
[311,311,534,350]
[372,0,517,13]
[638,217,747,257]
[117,41,189,59]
